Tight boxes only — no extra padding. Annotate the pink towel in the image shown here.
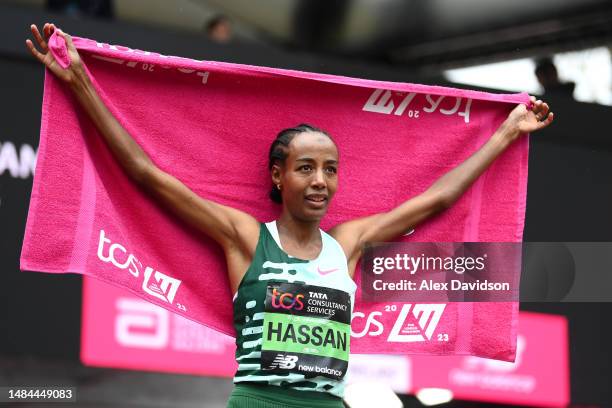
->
[22,32,529,361]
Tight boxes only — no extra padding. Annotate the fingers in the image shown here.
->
[540,102,549,119]
[532,99,542,120]
[529,97,549,111]
[533,99,543,111]
[56,28,75,50]
[30,24,48,53]
[537,111,554,129]
[530,98,550,120]
[25,38,45,63]
[43,23,56,40]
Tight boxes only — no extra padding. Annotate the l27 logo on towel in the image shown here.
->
[143,267,182,304]
[388,303,446,342]
[362,88,473,123]
[351,303,446,342]
[97,229,183,307]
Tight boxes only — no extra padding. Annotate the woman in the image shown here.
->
[26,23,553,408]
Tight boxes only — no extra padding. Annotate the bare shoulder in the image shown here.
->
[328,223,360,280]
[328,214,383,279]
[224,213,260,294]
[328,213,382,248]
[223,206,260,257]
[327,222,357,250]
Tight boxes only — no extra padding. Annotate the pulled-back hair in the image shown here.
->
[268,124,334,203]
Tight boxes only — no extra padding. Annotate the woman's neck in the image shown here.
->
[276,211,321,248]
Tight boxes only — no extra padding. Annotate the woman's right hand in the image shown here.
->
[26,23,86,86]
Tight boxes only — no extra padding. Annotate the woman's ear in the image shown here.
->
[271,163,282,186]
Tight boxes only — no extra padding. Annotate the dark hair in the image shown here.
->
[268,124,334,204]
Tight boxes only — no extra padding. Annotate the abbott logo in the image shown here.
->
[269,354,298,369]
[115,298,169,349]
[143,267,181,304]
[387,304,446,342]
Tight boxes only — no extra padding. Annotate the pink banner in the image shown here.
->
[411,311,569,407]
[82,277,567,407]
[81,276,236,376]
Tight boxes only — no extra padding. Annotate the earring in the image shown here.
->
[277,184,281,190]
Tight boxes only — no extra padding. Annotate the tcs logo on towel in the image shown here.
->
[92,42,210,85]
[271,287,305,310]
[97,229,184,308]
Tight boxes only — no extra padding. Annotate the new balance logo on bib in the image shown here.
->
[269,354,298,369]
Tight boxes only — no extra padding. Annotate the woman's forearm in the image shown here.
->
[427,99,552,208]
[428,126,517,207]
[69,69,154,182]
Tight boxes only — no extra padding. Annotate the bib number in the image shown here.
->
[261,282,351,380]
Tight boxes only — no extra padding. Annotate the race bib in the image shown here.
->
[261,282,351,380]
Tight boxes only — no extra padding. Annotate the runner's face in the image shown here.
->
[276,132,338,221]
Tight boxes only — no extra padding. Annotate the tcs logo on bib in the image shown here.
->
[271,288,304,310]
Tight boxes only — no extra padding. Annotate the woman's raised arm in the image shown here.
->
[26,24,260,252]
[330,98,554,277]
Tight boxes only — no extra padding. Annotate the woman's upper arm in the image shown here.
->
[141,165,259,252]
[329,192,444,275]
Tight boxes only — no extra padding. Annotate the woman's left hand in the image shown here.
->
[500,96,554,142]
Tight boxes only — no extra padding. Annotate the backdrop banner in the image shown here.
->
[83,277,568,407]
